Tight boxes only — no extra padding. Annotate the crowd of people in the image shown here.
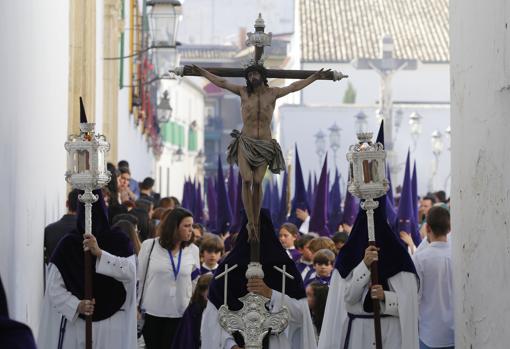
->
[34,158,454,349]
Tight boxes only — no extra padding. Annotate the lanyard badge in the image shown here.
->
[168,248,183,281]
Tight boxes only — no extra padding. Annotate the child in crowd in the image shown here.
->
[306,249,335,287]
[308,236,337,256]
[192,223,205,240]
[305,281,329,340]
[171,274,214,349]
[332,232,349,253]
[413,206,454,349]
[294,234,316,284]
[279,222,301,261]
[192,234,224,281]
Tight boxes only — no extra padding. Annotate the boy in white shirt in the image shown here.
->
[413,206,454,349]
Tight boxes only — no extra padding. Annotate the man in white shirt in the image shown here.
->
[413,206,454,349]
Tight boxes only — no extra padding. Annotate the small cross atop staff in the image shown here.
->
[214,263,239,307]
[273,265,295,309]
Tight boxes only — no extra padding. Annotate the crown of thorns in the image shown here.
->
[244,64,268,78]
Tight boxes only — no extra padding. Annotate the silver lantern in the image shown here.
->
[64,100,111,235]
[346,132,389,241]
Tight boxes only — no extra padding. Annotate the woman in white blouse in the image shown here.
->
[138,207,199,348]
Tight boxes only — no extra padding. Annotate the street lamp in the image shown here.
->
[431,130,443,157]
[409,111,423,150]
[172,146,184,162]
[445,126,451,151]
[354,111,368,133]
[156,90,172,123]
[314,130,327,166]
[429,130,444,192]
[394,108,404,134]
[195,149,205,166]
[147,0,181,46]
[444,126,451,191]
[147,0,182,76]
[328,123,342,167]
[375,108,384,124]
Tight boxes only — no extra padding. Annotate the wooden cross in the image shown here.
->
[173,13,347,82]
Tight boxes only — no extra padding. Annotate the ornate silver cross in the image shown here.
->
[215,263,294,349]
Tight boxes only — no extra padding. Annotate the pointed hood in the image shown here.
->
[309,154,330,236]
[328,168,342,233]
[79,96,88,123]
[215,156,232,234]
[262,180,272,209]
[288,145,310,226]
[385,165,398,231]
[277,171,289,228]
[227,165,237,212]
[230,172,244,233]
[206,176,217,232]
[411,160,419,225]
[194,182,204,224]
[181,179,193,211]
[270,180,280,227]
[306,173,313,210]
[341,190,359,226]
[312,172,318,209]
[376,120,398,229]
[397,151,421,245]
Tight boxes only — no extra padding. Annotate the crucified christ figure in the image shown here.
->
[192,64,330,243]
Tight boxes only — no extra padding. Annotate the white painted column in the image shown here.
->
[451,0,510,347]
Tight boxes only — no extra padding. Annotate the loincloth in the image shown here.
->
[226,129,285,174]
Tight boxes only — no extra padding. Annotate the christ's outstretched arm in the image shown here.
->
[274,68,331,98]
[191,64,243,96]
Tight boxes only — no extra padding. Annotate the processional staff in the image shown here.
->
[64,98,111,349]
[346,132,390,349]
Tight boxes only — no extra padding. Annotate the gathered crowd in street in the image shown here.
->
[29,153,454,349]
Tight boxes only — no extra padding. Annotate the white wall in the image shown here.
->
[279,104,451,197]
[156,77,206,199]
[0,0,69,333]
[302,62,450,106]
[451,0,510,347]
[116,92,156,181]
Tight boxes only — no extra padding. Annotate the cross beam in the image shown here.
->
[174,66,347,81]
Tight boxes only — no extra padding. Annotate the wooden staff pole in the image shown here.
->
[369,242,383,349]
[84,201,93,349]
[366,203,382,349]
